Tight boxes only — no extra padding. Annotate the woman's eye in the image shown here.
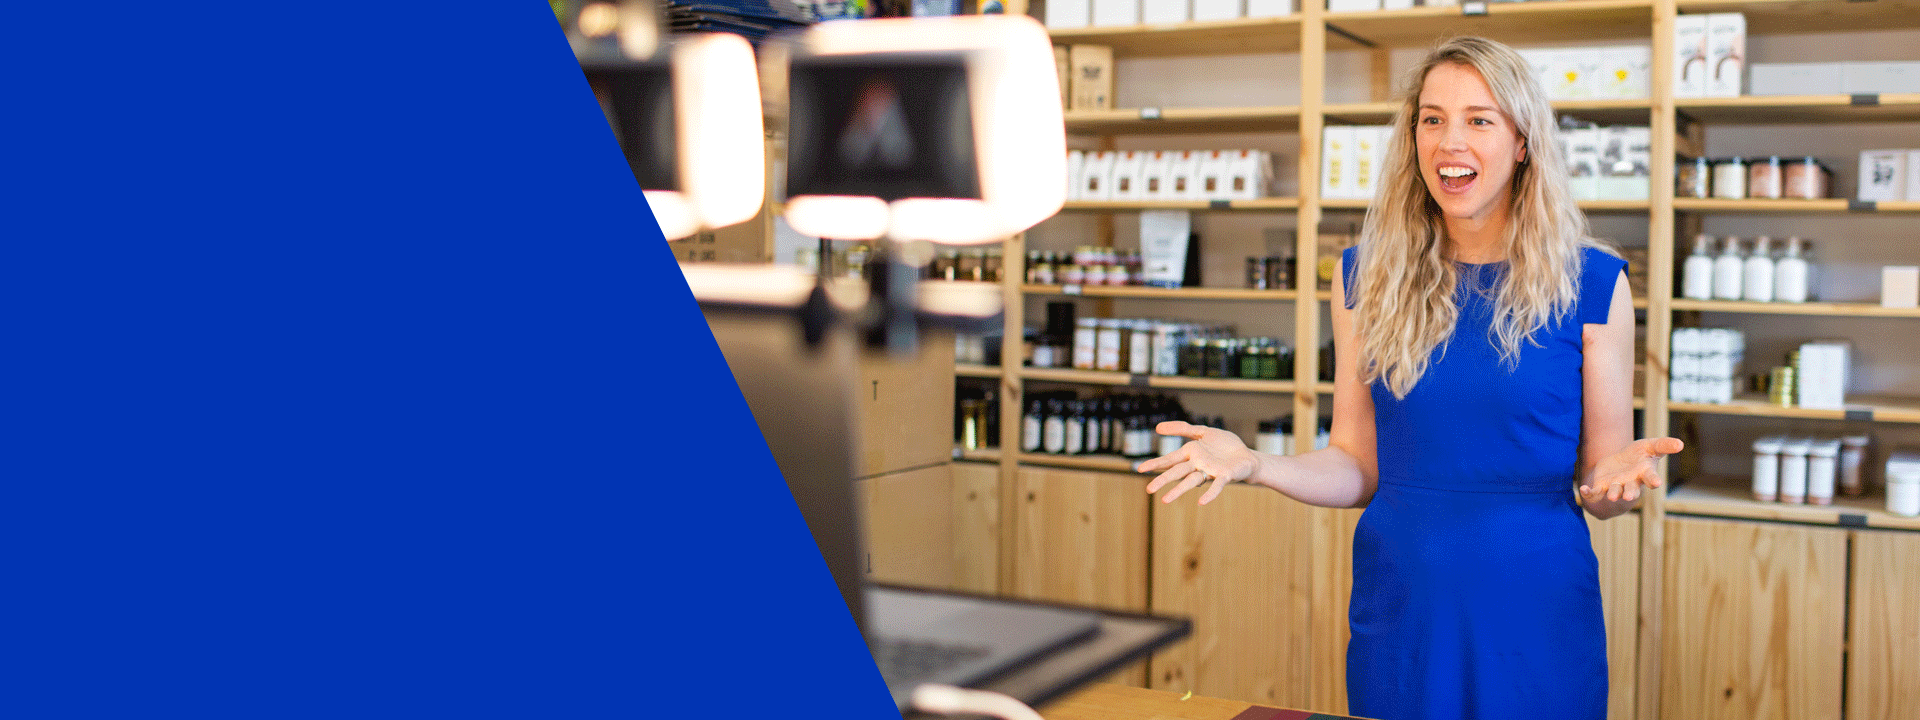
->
[1419,116,1439,125]
[1471,117,1492,126]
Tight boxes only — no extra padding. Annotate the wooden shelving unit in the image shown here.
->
[1670,299,1920,318]
[1666,477,1920,532]
[1015,452,1140,473]
[1023,366,1295,394]
[1022,284,1302,300]
[1065,106,1302,134]
[1676,94,1920,124]
[1061,198,1301,211]
[1324,0,1655,47]
[1321,198,1654,212]
[1669,396,1920,424]
[955,447,1003,464]
[1047,16,1303,57]
[955,363,1002,378]
[1324,98,1654,126]
[1673,198,1920,214]
[1674,0,1920,35]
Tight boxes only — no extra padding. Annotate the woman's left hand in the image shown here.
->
[1580,437,1684,505]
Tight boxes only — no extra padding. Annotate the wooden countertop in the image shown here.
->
[1041,684,1371,720]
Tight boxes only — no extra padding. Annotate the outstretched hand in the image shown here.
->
[1136,421,1260,506]
[1580,437,1684,505]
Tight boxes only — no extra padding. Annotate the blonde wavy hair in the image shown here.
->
[1350,36,1615,399]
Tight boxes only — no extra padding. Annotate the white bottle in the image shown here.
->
[1840,434,1870,497]
[1808,438,1841,506]
[1743,236,1776,302]
[1682,234,1716,300]
[1751,435,1784,502]
[1713,235,1746,300]
[1779,437,1813,504]
[1774,236,1810,303]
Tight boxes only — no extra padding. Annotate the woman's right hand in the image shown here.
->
[1136,421,1260,506]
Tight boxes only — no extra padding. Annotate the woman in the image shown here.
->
[1136,37,1682,720]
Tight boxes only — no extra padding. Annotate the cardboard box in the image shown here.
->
[1192,0,1243,21]
[1167,150,1202,200]
[1750,62,1846,96]
[1225,149,1266,200]
[1047,0,1091,28]
[1054,46,1071,107]
[1321,125,1355,199]
[1673,14,1709,98]
[1883,266,1920,309]
[1092,0,1140,26]
[1844,61,1920,95]
[1597,126,1650,200]
[1142,0,1190,23]
[1066,150,1086,200]
[1080,150,1116,201]
[1859,149,1907,203]
[1600,46,1651,99]
[1111,150,1147,201]
[1197,150,1230,200]
[1705,13,1745,97]
[1244,0,1290,18]
[1141,150,1174,199]
[1069,45,1115,110]
[855,332,956,478]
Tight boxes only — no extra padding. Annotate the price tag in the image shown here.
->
[1128,374,1152,388]
[1461,1,1489,15]
[1851,93,1881,106]
[1848,199,1878,212]
[1839,513,1869,528]
[1209,199,1232,209]
[1139,107,1164,120]
[1063,284,1083,295]
[1844,408,1874,421]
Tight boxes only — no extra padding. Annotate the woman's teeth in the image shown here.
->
[1439,167,1476,188]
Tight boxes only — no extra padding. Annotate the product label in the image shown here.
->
[1096,328,1123,371]
[1064,419,1085,455]
[1043,417,1066,454]
[1023,416,1043,451]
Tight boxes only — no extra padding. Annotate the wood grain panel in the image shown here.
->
[862,464,955,589]
[1148,483,1316,708]
[1014,467,1151,686]
[1309,506,1364,715]
[950,462,1000,595]
[1587,512,1642,720]
[1847,529,1920,720]
[1660,517,1847,720]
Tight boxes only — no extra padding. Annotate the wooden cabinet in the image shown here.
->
[951,461,1001,596]
[1847,529,1920,720]
[1661,516,1848,720]
[1013,466,1150,686]
[1147,483,1316,708]
[861,463,956,589]
[855,332,954,480]
[1586,512,1641,720]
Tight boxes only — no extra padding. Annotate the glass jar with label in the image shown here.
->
[1783,156,1831,199]
[1711,157,1748,199]
[1748,155,1784,199]
[1676,155,1711,198]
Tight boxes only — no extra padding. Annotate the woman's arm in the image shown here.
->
[1579,272,1683,519]
[1139,255,1378,508]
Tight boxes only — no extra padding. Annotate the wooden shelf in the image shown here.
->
[955,363,1002,378]
[1676,0,1920,35]
[1021,366,1296,393]
[1670,299,1920,318]
[1022,284,1301,300]
[1677,94,1920,124]
[1314,382,1337,394]
[1324,99,1652,126]
[1325,0,1654,48]
[1047,16,1302,58]
[1666,477,1920,532]
[1065,106,1301,135]
[1320,198,1651,212]
[954,447,1003,464]
[1669,395,1920,424]
[1061,198,1300,211]
[1673,198,1920,214]
[1016,452,1142,473]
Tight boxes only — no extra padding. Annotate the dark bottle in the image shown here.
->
[1276,342,1295,380]
[1086,398,1107,455]
[1105,397,1127,455]
[1063,400,1087,455]
[1182,337,1207,377]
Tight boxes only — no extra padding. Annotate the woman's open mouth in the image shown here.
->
[1438,165,1477,190]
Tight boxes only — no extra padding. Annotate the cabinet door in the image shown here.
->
[1013,467,1149,685]
[1310,507,1364,715]
[1661,517,1847,720]
[1148,483,1315,708]
[1847,529,1920,720]
[863,463,955,589]
[1587,511,1641,720]
[950,462,1000,595]
[854,332,953,479]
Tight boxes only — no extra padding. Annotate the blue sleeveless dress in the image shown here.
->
[1340,246,1625,720]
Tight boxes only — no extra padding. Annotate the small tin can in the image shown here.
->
[1769,366,1796,407]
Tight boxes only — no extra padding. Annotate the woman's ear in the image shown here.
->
[1517,139,1528,164]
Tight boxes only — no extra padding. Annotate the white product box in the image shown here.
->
[1884,267,1920,309]
[1909,150,1920,202]
[1600,46,1652,99]
[1518,49,1559,99]
[1705,13,1746,97]
[1552,51,1599,100]
[1673,14,1709,98]
[1843,62,1920,95]
[1196,150,1231,200]
[1565,124,1602,201]
[1426,0,1457,6]
[1326,0,1379,12]
[1750,63,1846,96]
[1670,328,1701,404]
[1092,0,1140,26]
[1321,126,1356,199]
[1110,150,1147,201]
[1382,0,1415,10]
[1055,46,1070,107]
[1598,126,1651,200]
[1047,0,1091,28]
[1353,127,1387,199]
[1140,210,1193,288]
[1167,150,1202,200]
[1225,149,1265,200]
[1066,150,1086,201]
[1244,0,1291,17]
[1141,0,1190,24]
[1193,0,1243,21]
[1140,150,1174,199]
[1859,149,1907,203]
[1797,341,1851,411]
[1080,151,1116,201]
